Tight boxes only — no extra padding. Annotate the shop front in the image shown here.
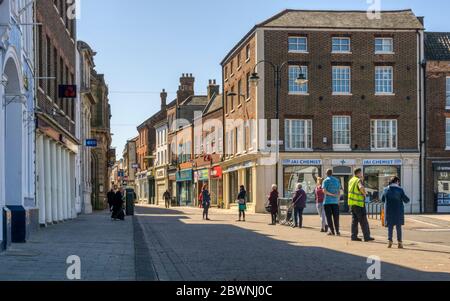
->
[363,159,402,203]
[177,169,193,207]
[155,167,167,206]
[282,159,322,209]
[224,161,256,208]
[433,163,450,213]
[168,171,177,205]
[136,171,149,203]
[210,166,223,207]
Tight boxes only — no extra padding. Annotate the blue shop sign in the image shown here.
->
[85,139,98,147]
[282,159,323,166]
[363,159,403,166]
[176,169,193,182]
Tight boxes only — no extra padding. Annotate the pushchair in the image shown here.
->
[280,205,294,226]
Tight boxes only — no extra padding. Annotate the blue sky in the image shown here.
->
[77,0,450,152]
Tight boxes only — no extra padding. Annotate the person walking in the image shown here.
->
[348,169,375,242]
[267,185,279,226]
[322,169,341,236]
[107,187,116,211]
[292,184,307,228]
[315,178,328,233]
[201,184,211,221]
[382,177,410,249]
[163,189,171,209]
[112,187,125,221]
[237,185,247,222]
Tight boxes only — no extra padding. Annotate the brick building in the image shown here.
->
[424,32,450,213]
[221,10,425,213]
[35,0,80,223]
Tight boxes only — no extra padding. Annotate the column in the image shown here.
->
[44,137,52,224]
[51,142,58,223]
[37,135,46,225]
[69,153,76,218]
[65,151,71,219]
[62,149,68,220]
[56,146,63,222]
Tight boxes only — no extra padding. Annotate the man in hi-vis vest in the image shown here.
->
[348,168,374,242]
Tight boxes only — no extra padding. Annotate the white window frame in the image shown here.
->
[371,119,398,151]
[332,66,352,95]
[375,66,394,95]
[375,38,394,54]
[332,37,351,53]
[333,116,351,150]
[446,118,450,150]
[288,36,308,53]
[285,119,313,151]
[446,77,450,110]
[288,65,308,95]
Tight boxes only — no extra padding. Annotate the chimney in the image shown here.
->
[207,79,220,101]
[417,16,425,26]
[177,73,195,104]
[160,89,167,110]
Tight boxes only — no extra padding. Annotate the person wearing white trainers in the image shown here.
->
[382,176,410,249]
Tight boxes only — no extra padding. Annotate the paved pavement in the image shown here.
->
[136,205,450,281]
[0,211,136,281]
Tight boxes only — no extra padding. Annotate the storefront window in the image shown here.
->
[229,171,239,203]
[283,166,321,202]
[436,171,450,207]
[364,166,400,202]
[245,168,253,203]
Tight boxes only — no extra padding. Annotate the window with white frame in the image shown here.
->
[375,38,394,53]
[285,119,312,150]
[288,36,308,52]
[332,66,351,94]
[446,77,450,109]
[249,119,255,150]
[375,66,394,94]
[446,118,450,149]
[333,116,351,149]
[237,125,244,154]
[332,37,351,53]
[371,120,398,150]
[289,66,308,94]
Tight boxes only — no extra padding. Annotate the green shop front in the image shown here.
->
[177,169,194,206]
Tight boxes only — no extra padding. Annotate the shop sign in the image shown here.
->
[210,166,223,178]
[176,169,193,182]
[332,159,356,166]
[282,159,322,166]
[226,161,256,172]
[363,159,402,166]
[434,164,450,172]
[156,168,166,179]
[196,169,209,181]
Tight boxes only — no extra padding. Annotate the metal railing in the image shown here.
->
[366,201,383,220]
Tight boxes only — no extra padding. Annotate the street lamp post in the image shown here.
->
[249,61,308,190]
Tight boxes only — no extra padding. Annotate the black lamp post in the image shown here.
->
[248,61,308,189]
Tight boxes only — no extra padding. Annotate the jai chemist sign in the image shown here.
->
[363,159,403,166]
[282,159,323,166]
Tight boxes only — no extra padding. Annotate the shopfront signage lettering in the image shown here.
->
[363,159,402,166]
[282,159,323,166]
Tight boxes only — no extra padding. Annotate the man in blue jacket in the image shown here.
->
[322,169,341,236]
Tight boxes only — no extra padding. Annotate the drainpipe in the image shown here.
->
[418,29,425,214]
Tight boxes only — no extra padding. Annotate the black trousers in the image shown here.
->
[351,206,371,240]
[165,199,170,208]
[203,205,210,219]
[271,213,277,224]
[324,204,340,234]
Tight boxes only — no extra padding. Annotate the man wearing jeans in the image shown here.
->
[348,169,374,242]
[322,169,341,236]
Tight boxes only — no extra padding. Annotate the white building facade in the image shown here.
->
[155,121,169,205]
[0,0,36,250]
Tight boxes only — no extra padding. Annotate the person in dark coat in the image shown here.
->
[237,186,247,222]
[268,185,279,225]
[201,184,211,221]
[112,187,125,220]
[292,183,307,228]
[381,177,410,249]
[107,187,116,211]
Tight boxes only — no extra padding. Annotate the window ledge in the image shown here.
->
[237,104,243,109]
[246,97,251,102]
[333,147,352,151]
[288,51,309,54]
[370,148,399,152]
[446,147,450,151]
[230,110,235,113]
[446,106,450,111]
[245,58,251,63]
[332,93,352,96]
[286,148,313,152]
[289,92,309,96]
[237,66,242,71]
[332,52,352,54]
[230,73,235,78]
[375,93,395,96]
[375,52,395,55]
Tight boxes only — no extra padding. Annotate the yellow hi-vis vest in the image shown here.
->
[348,176,366,208]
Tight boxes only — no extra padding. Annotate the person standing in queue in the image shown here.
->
[163,189,172,209]
[112,187,125,221]
[202,184,211,221]
[237,185,247,222]
[382,176,410,249]
[322,169,341,236]
[107,186,116,211]
[268,185,279,226]
[314,178,328,233]
[348,169,374,242]
[292,183,307,228]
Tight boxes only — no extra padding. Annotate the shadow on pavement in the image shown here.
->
[136,206,450,281]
